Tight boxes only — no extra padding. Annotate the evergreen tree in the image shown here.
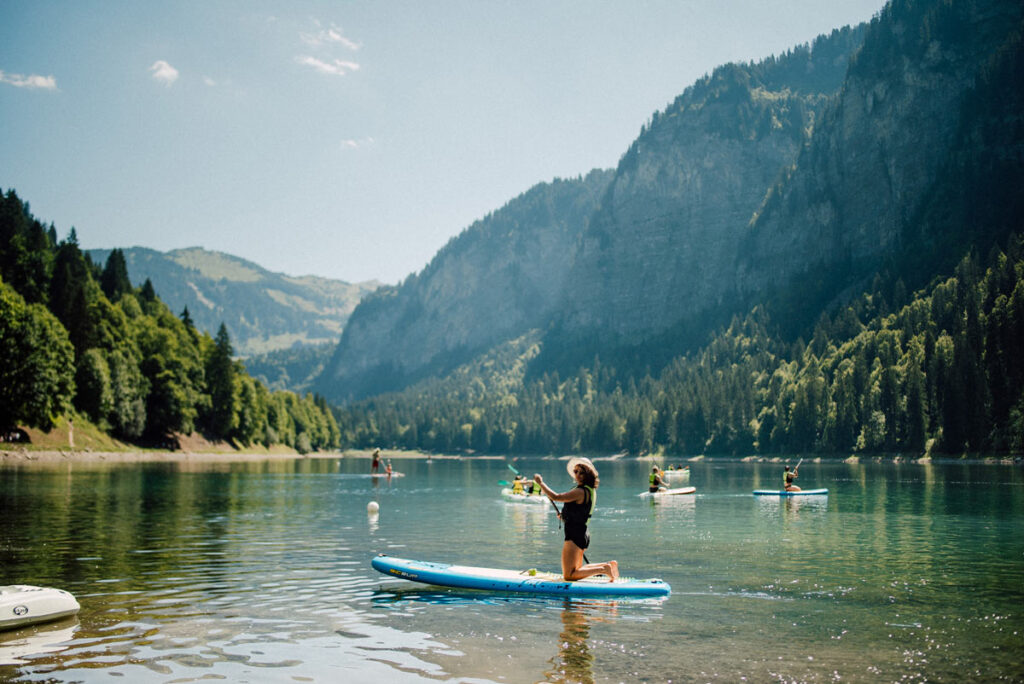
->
[100,248,132,300]
[204,323,237,438]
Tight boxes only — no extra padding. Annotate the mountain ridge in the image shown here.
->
[87,246,380,357]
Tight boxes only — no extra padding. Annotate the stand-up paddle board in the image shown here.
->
[752,488,828,496]
[371,555,670,597]
[638,486,696,498]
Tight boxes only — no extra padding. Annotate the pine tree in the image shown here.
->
[100,249,132,300]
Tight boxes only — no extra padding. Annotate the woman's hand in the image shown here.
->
[534,474,544,485]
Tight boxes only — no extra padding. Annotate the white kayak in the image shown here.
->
[0,586,80,631]
[753,488,829,496]
[639,486,696,498]
[500,488,549,504]
[661,469,690,482]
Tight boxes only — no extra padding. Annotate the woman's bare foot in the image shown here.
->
[607,560,619,582]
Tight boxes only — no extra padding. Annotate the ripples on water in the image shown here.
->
[1,458,1022,682]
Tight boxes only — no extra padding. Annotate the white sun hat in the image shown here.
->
[566,456,597,478]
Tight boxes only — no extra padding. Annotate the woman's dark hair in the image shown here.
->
[575,465,599,488]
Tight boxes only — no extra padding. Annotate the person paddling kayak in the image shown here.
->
[533,457,619,583]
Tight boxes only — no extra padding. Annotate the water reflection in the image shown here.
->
[755,494,829,517]
[0,618,78,665]
[544,600,598,684]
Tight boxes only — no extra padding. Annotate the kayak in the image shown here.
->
[753,488,829,496]
[0,586,80,631]
[661,469,690,482]
[500,488,548,504]
[371,555,670,597]
[639,486,696,498]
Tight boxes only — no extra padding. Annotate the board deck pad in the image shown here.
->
[371,555,670,597]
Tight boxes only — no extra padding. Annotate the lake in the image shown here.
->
[1,456,1022,682]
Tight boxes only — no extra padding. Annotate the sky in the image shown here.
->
[1,1,887,285]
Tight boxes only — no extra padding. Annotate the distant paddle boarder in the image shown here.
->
[784,459,802,492]
[371,448,381,474]
[533,457,619,583]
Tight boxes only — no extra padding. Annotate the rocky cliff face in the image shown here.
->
[319,171,612,400]
[737,0,1024,306]
[550,27,864,354]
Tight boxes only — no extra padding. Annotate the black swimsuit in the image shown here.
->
[561,485,593,550]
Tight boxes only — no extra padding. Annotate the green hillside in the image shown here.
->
[1,193,340,453]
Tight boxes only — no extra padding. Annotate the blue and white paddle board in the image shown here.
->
[371,555,670,597]
[752,488,829,496]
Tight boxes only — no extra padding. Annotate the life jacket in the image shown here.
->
[562,485,595,526]
[512,478,524,494]
[650,472,662,487]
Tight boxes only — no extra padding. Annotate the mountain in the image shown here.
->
[736,0,1024,330]
[317,0,1024,405]
[87,247,380,357]
[317,170,613,400]
[546,26,865,369]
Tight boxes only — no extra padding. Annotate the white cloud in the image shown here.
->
[340,137,375,150]
[0,70,57,90]
[296,56,360,77]
[150,60,179,86]
[301,21,360,51]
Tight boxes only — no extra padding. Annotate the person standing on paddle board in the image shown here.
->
[371,448,381,473]
[533,457,619,583]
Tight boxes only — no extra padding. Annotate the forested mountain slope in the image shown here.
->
[88,247,379,357]
[738,0,1024,334]
[548,25,866,364]
[317,170,613,400]
[336,239,1024,455]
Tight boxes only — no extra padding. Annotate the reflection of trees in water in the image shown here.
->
[544,600,618,684]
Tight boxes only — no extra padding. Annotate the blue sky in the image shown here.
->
[1,1,886,285]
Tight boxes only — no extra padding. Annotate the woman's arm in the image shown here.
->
[533,475,584,503]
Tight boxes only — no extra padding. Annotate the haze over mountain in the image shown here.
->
[316,0,1023,405]
[87,247,379,358]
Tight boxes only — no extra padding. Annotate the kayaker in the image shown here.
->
[511,474,527,494]
[649,466,667,493]
[784,465,801,492]
[533,458,619,583]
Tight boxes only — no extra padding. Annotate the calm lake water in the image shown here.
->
[1,456,1022,683]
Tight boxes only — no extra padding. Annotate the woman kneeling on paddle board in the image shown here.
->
[533,457,619,583]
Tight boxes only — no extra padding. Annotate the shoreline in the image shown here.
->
[0,448,1019,466]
